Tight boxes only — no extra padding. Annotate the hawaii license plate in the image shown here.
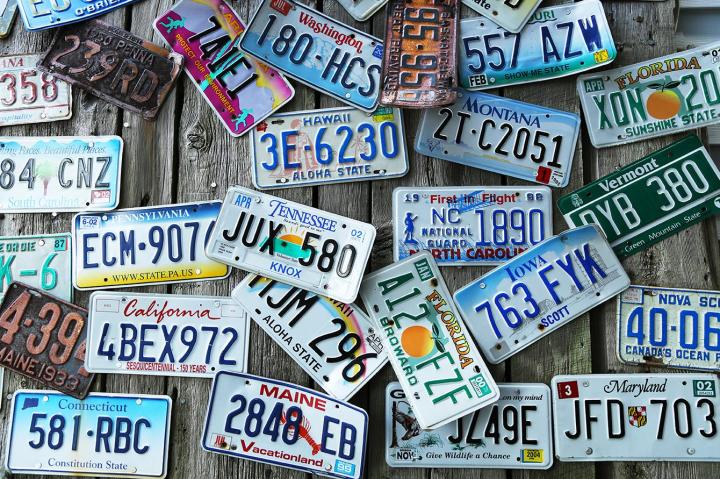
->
[202,371,368,479]
[0,0,18,38]
[416,91,580,187]
[454,225,630,364]
[73,201,230,290]
[336,0,387,22]
[6,390,171,477]
[252,106,408,189]
[17,0,139,31]
[558,135,720,259]
[240,0,383,112]
[359,251,499,430]
[552,374,720,461]
[393,186,552,265]
[461,0,541,33]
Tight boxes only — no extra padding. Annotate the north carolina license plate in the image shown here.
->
[240,0,383,112]
[461,0,541,34]
[86,292,250,378]
[0,136,122,213]
[73,201,230,290]
[454,225,630,364]
[17,0,140,31]
[0,0,18,38]
[206,186,375,304]
[202,371,368,479]
[232,274,387,400]
[359,251,499,430]
[393,186,552,265]
[336,0,387,22]
[558,135,720,259]
[416,90,580,187]
[154,0,295,137]
[251,106,408,189]
[552,374,720,461]
[6,390,171,477]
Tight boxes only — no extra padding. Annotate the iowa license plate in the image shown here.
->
[0,0,18,38]
[461,0,541,34]
[17,0,140,31]
[336,0,387,22]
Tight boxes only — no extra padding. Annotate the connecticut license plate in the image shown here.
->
[17,0,140,31]
[461,0,541,33]
[336,0,387,22]
[0,0,18,38]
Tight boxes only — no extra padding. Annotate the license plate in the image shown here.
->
[240,0,383,112]
[454,225,630,364]
[73,201,230,290]
[232,274,388,400]
[0,136,122,213]
[37,20,183,120]
[359,251,499,430]
[0,0,18,38]
[154,0,295,137]
[17,0,139,31]
[6,390,171,477]
[202,371,368,479]
[86,292,250,378]
[336,0,387,22]
[206,186,375,304]
[552,374,720,461]
[416,90,580,187]
[461,0,541,34]
[393,186,552,265]
[251,106,408,189]
[558,135,720,259]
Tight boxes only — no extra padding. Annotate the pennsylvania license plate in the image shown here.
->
[454,225,630,364]
[240,0,383,112]
[393,186,552,265]
[558,135,720,259]
[552,374,720,461]
[359,251,499,430]
[0,0,18,38]
[202,371,368,479]
[416,90,580,187]
[17,0,140,31]
[251,106,408,189]
[461,0,541,34]
[336,0,387,22]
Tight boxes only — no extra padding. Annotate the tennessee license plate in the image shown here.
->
[0,0,18,38]
[202,371,368,479]
[251,106,408,189]
[461,0,541,33]
[17,0,140,31]
[6,390,171,477]
[416,90,580,187]
[454,225,630,364]
[73,201,230,290]
[154,0,294,137]
[552,374,720,461]
[240,0,383,112]
[336,0,387,22]
[359,251,499,430]
[558,135,720,259]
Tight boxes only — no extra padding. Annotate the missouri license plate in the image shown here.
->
[461,0,541,33]
[202,371,368,479]
[416,90,580,187]
[558,135,720,259]
[359,251,499,430]
[336,0,387,22]
[17,0,140,31]
[0,0,18,38]
[454,225,630,364]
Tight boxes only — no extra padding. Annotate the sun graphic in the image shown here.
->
[279,233,303,246]
[401,325,437,358]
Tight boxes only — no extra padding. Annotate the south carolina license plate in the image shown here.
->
[336,0,387,22]
[0,0,18,38]
[461,0,541,34]
[17,0,140,31]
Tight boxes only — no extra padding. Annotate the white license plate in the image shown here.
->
[206,187,375,304]
[461,0,541,33]
[202,371,368,479]
[0,0,18,38]
[86,292,250,378]
[552,374,720,461]
[232,274,387,400]
[454,225,630,364]
[336,0,387,22]
[252,106,408,189]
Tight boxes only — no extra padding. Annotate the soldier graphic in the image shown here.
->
[404,213,418,243]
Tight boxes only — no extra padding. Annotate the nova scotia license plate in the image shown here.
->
[0,0,18,38]
[17,0,140,31]
[461,0,541,34]
[336,0,387,22]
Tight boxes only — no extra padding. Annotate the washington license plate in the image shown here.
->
[336,0,387,22]
[461,0,541,33]
[0,0,18,38]
[17,0,139,31]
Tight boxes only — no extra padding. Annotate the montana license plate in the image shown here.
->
[336,0,387,22]
[17,0,140,31]
[461,0,541,34]
[0,0,18,38]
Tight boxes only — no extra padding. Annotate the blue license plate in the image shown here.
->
[17,0,140,31]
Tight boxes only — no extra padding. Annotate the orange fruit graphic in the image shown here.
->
[401,325,435,358]
[646,81,681,120]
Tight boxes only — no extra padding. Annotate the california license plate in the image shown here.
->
[416,90,580,187]
[359,251,499,430]
[336,0,387,22]
[461,0,541,33]
[251,106,408,189]
[558,135,720,259]
[17,0,139,31]
[240,0,383,112]
[454,225,630,364]
[0,0,18,38]
[202,371,368,479]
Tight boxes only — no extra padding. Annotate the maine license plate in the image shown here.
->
[73,201,230,290]
[416,90,580,187]
[461,0,541,34]
[154,0,295,137]
[202,371,368,479]
[558,135,720,259]
[359,251,499,430]
[552,374,720,461]
[336,0,387,22]
[454,225,630,364]
[251,106,408,189]
[17,0,139,31]
[206,186,375,304]
[0,136,122,214]
[0,0,18,38]
[385,382,552,469]
[240,0,383,112]
[6,390,171,477]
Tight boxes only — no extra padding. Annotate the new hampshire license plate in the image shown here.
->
[461,0,541,33]
[17,0,140,31]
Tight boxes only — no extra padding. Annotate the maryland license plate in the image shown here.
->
[17,0,140,31]
[461,0,541,33]
[336,0,387,22]
[416,91,580,187]
[0,0,18,38]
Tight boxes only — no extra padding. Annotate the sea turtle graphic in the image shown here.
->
[159,16,185,33]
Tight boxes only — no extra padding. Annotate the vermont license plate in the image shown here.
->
[336,0,387,22]
[416,91,580,187]
[461,0,541,34]
[17,0,140,31]
[0,0,18,38]
[454,225,630,364]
